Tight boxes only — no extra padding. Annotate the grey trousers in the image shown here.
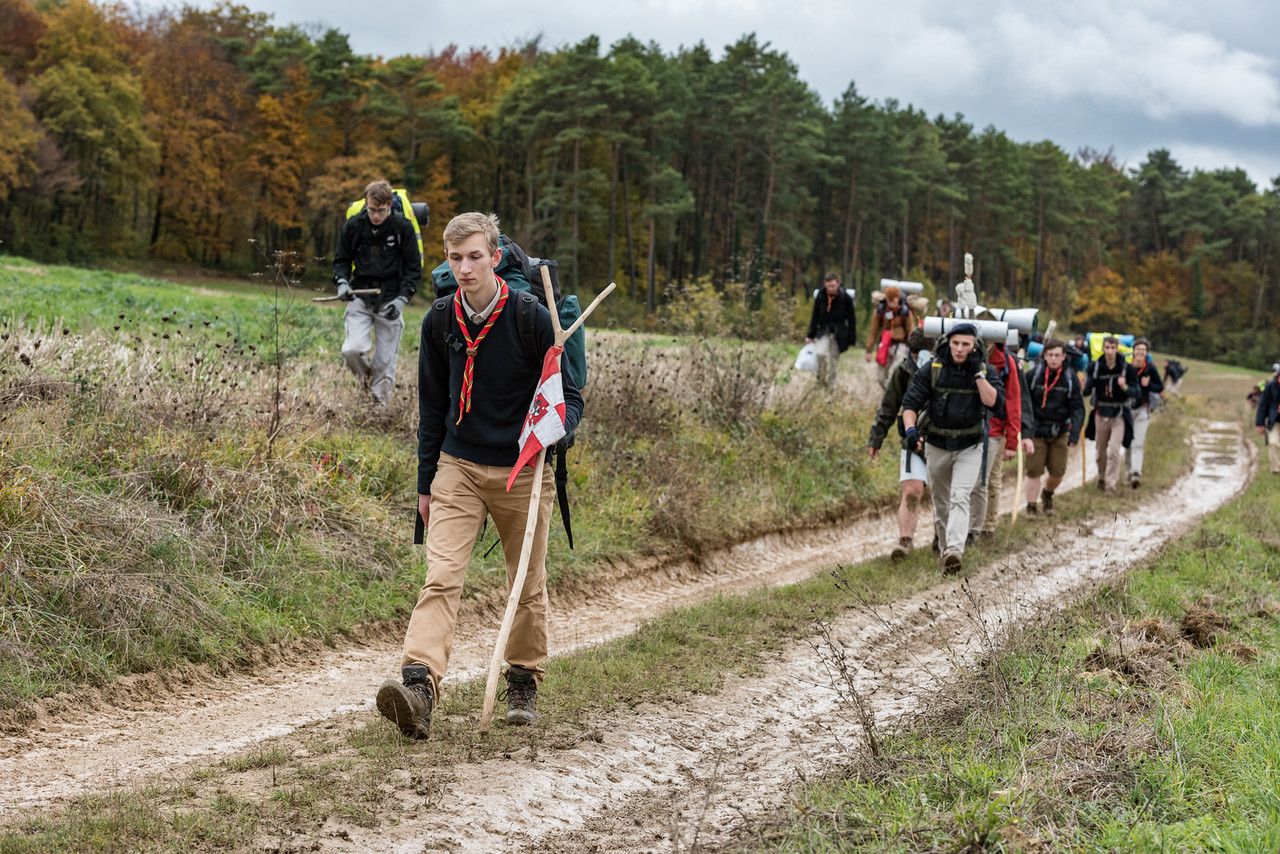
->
[969,435,1004,535]
[815,334,840,389]
[1095,414,1125,490]
[1125,406,1150,479]
[927,442,984,555]
[342,297,405,406]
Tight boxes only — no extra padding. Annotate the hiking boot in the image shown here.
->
[1096,479,1106,492]
[1040,489,1055,517]
[942,550,963,575]
[965,532,976,548]
[502,665,538,726]
[1026,502,1040,517]
[890,537,913,562]
[376,665,434,739]
[931,536,940,556]
[1131,474,1141,489]
[978,530,995,542]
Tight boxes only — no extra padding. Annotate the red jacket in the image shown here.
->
[987,345,1022,449]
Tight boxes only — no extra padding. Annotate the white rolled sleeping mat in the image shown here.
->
[878,278,925,294]
[923,316,1011,342]
[980,307,1039,333]
[1006,329,1021,349]
[812,287,857,300]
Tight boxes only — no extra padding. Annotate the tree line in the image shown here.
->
[1,0,1277,364]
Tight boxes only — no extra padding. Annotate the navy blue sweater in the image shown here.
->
[417,295,584,494]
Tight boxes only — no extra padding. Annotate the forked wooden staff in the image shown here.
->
[478,270,616,734]
[313,288,380,302]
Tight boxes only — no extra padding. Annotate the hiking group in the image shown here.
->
[331,179,1195,739]
[865,311,1174,575]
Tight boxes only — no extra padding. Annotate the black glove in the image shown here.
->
[904,427,923,454]
[336,280,354,301]
[381,297,407,321]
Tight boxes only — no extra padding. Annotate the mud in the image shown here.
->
[0,422,1248,854]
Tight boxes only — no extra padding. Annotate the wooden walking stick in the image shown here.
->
[1011,429,1025,523]
[478,272,616,734]
[313,288,380,302]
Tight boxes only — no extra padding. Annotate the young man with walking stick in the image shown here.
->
[377,212,583,738]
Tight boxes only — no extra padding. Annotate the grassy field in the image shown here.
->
[0,255,884,708]
[2,273,1258,851]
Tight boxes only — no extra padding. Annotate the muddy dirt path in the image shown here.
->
[0,429,1102,817]
[302,421,1249,853]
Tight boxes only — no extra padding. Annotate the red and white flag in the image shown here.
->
[507,345,567,491]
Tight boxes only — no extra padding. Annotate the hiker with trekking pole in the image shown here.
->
[331,180,424,407]
[376,212,588,739]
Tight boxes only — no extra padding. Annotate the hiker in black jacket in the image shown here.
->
[867,328,935,562]
[1083,336,1138,493]
[1022,338,1085,516]
[805,272,856,390]
[376,212,583,739]
[901,322,1005,575]
[333,180,422,406]
[1124,338,1164,488]
[1257,367,1280,475]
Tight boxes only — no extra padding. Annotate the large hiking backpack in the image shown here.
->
[346,189,428,262]
[426,234,587,548]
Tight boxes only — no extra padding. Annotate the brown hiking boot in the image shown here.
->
[502,665,538,726]
[1096,479,1106,491]
[1026,502,1040,517]
[1131,474,1141,489]
[1040,488,1055,517]
[942,550,963,575]
[890,537,913,562]
[376,665,434,739]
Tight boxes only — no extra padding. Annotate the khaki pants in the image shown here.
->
[926,443,983,555]
[401,453,554,695]
[814,334,840,389]
[1095,414,1125,490]
[1267,424,1280,474]
[1125,405,1151,480]
[969,436,1004,535]
[342,297,405,406]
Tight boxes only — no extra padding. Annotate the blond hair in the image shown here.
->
[364,180,393,206]
[443,212,501,255]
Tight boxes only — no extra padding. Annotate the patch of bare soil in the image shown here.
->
[0,413,1100,818]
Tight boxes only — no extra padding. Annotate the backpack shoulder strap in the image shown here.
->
[513,290,540,367]
[428,297,453,362]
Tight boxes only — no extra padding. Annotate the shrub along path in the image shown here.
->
[0,437,1104,819]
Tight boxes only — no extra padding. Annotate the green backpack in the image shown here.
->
[430,234,586,389]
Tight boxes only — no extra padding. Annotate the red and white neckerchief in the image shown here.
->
[453,277,510,425]
[1041,364,1063,409]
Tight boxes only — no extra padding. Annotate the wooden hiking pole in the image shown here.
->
[478,272,616,734]
[313,288,380,302]
[1011,429,1025,523]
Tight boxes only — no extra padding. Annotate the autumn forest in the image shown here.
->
[1,0,1277,364]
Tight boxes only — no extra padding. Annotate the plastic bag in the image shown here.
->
[794,342,818,373]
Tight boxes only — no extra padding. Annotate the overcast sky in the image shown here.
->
[189,0,1280,188]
